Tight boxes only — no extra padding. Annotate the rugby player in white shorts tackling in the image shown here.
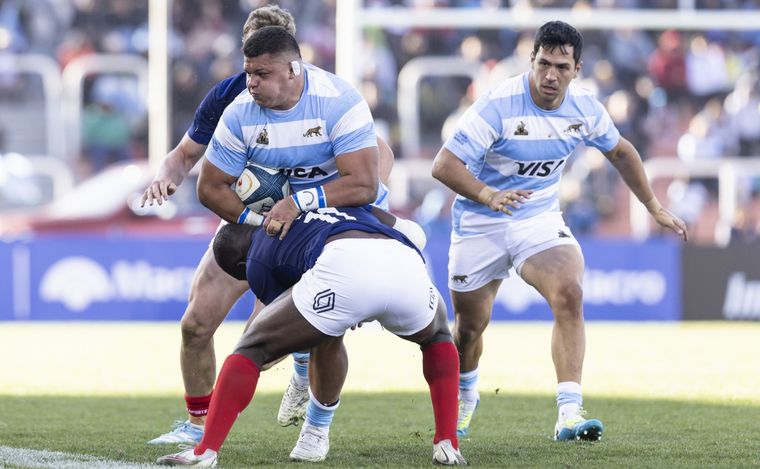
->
[141,6,400,445]
[156,206,465,467]
[432,20,688,441]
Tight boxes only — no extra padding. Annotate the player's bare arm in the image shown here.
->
[604,137,688,241]
[141,134,207,207]
[265,146,379,239]
[432,147,532,215]
[197,158,249,223]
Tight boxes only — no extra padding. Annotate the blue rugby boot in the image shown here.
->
[554,409,603,441]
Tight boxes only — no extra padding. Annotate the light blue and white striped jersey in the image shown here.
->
[205,63,385,204]
[444,72,620,234]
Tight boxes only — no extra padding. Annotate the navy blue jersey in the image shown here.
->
[187,73,247,145]
[245,207,421,304]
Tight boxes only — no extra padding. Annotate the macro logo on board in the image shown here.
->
[495,268,667,314]
[39,256,196,312]
[40,257,112,312]
[722,272,760,319]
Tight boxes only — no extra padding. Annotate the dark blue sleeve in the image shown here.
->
[186,73,247,145]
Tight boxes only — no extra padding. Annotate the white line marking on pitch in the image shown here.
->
[0,446,162,469]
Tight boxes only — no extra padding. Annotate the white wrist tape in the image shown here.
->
[392,217,427,251]
[644,197,662,214]
[291,186,326,212]
[237,207,264,226]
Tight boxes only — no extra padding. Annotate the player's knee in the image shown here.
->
[548,280,583,318]
[454,314,489,343]
[180,311,218,345]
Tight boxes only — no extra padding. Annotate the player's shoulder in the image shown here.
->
[487,72,528,100]
[567,80,604,104]
[566,80,608,114]
[304,63,357,100]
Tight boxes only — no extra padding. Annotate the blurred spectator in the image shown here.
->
[685,34,731,106]
[607,28,655,87]
[667,178,709,233]
[724,72,760,157]
[648,29,687,102]
[0,128,44,208]
[56,30,96,69]
[80,98,131,173]
[729,205,760,244]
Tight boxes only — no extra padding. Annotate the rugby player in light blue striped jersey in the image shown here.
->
[199,26,384,237]
[432,20,688,442]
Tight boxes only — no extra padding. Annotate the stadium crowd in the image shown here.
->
[0,0,759,242]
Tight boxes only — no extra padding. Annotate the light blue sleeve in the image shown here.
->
[583,99,621,153]
[327,89,378,156]
[443,94,500,166]
[204,106,248,177]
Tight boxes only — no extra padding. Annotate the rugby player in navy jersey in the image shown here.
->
[432,20,688,441]
[141,5,410,447]
[157,207,465,467]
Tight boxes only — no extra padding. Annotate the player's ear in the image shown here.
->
[290,60,301,77]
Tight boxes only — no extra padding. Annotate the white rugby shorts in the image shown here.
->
[448,210,580,292]
[292,238,438,337]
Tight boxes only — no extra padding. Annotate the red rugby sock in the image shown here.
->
[194,354,260,454]
[185,392,213,418]
[422,341,460,449]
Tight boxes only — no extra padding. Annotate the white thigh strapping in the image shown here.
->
[448,211,580,292]
[292,238,437,337]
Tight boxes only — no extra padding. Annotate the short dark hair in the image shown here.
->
[243,25,301,59]
[212,224,257,281]
[533,21,583,65]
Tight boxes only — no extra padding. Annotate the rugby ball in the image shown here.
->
[235,163,291,214]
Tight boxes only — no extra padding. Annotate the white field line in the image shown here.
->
[0,446,161,469]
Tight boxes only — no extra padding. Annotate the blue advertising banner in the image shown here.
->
[0,241,14,319]
[422,219,681,321]
[0,236,255,321]
[1,228,680,321]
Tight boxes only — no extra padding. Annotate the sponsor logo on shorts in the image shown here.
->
[451,274,469,285]
[558,230,571,239]
[313,289,335,314]
[429,286,437,310]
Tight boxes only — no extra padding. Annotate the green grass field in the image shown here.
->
[2,322,760,468]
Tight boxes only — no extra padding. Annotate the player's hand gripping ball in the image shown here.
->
[235,163,292,214]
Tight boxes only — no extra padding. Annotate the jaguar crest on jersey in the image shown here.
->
[303,126,322,137]
[514,121,528,136]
